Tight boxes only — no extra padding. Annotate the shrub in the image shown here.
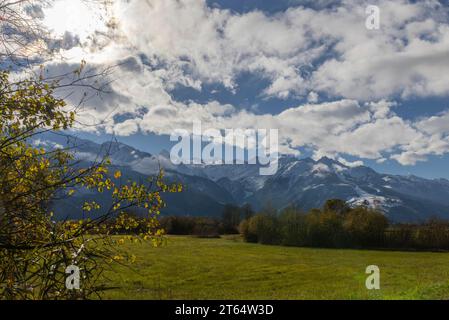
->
[239,219,257,243]
[247,214,280,245]
[278,206,307,246]
[239,200,449,251]
[160,216,221,237]
[304,209,345,247]
[343,207,388,247]
[192,218,221,238]
[160,216,196,235]
[414,219,449,250]
[384,224,416,248]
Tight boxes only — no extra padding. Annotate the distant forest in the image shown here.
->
[110,199,449,251]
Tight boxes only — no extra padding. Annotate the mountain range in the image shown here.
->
[32,133,449,223]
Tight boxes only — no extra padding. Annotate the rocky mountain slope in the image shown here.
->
[32,133,449,222]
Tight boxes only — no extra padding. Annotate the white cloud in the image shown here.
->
[109,119,140,136]
[417,110,449,136]
[30,0,449,101]
[29,0,449,167]
[307,91,319,103]
[131,98,449,166]
[338,157,364,168]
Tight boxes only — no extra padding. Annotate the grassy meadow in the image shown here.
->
[101,235,449,300]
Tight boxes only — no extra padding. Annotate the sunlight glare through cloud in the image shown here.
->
[43,0,106,41]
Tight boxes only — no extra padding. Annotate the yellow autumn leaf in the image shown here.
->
[114,170,122,179]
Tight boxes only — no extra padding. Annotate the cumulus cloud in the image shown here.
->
[27,0,449,101]
[125,98,448,166]
[31,0,449,166]
[308,1,449,100]
[337,157,364,168]
[96,0,449,101]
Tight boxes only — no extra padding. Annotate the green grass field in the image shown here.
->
[101,235,449,300]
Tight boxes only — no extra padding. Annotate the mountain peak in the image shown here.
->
[316,156,343,167]
[36,133,449,223]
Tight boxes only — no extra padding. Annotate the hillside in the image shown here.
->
[33,132,449,222]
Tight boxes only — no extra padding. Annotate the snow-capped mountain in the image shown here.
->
[32,133,449,222]
[220,155,449,222]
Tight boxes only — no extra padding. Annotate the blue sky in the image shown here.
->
[32,0,449,179]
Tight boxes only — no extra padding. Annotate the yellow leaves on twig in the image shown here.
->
[114,170,122,179]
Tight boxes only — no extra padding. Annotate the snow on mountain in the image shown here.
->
[31,133,449,222]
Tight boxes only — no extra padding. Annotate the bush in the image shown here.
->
[239,219,257,243]
[160,216,196,235]
[247,214,280,245]
[343,207,388,247]
[304,209,345,247]
[414,219,449,250]
[278,206,307,246]
[192,218,221,238]
[384,224,416,248]
[160,216,221,237]
[238,200,420,250]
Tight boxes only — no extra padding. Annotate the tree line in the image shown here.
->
[143,200,449,251]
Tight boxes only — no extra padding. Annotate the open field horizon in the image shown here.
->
[101,236,449,300]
